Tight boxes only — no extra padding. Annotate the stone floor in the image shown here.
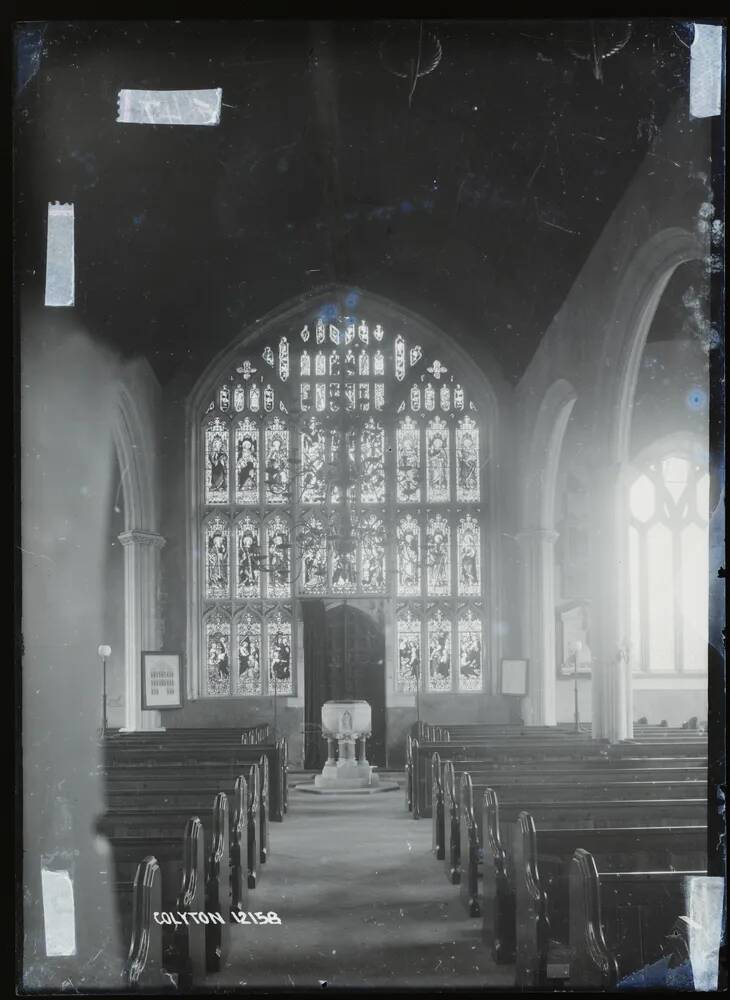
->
[206,772,515,990]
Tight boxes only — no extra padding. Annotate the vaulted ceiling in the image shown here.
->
[15,18,692,384]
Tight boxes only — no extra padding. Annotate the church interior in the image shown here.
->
[17,18,725,993]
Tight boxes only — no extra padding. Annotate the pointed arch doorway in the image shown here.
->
[303,599,386,769]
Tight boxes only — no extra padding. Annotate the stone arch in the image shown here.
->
[185,285,506,709]
[187,285,507,420]
[519,379,578,725]
[594,227,705,467]
[113,370,158,532]
[111,358,165,731]
[588,228,706,742]
[524,378,578,532]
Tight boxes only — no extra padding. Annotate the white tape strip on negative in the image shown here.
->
[41,867,77,957]
[690,23,723,118]
[117,88,222,126]
[687,874,724,991]
[44,202,74,307]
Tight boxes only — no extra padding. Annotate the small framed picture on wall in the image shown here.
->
[141,651,183,709]
[500,658,528,696]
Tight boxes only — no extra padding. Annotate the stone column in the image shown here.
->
[118,529,166,732]
[517,528,559,725]
[588,464,634,743]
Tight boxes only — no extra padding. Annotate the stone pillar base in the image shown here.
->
[314,740,378,788]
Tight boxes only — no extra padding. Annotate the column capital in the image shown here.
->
[516,528,559,545]
[118,529,166,549]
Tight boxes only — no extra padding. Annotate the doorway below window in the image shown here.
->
[303,601,386,769]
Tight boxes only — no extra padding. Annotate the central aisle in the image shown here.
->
[207,776,515,990]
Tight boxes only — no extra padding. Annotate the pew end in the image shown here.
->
[124,856,178,991]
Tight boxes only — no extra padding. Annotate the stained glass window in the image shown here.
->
[331,524,357,593]
[397,515,421,595]
[236,517,261,599]
[300,515,327,593]
[236,613,263,696]
[397,417,421,502]
[234,419,259,504]
[268,612,293,695]
[427,516,451,595]
[361,419,385,504]
[457,516,481,595]
[205,515,229,599]
[456,416,480,501]
[206,609,231,696]
[396,608,421,693]
[278,338,289,382]
[426,417,450,502]
[458,610,483,691]
[329,429,357,504]
[266,517,290,598]
[300,418,327,503]
[199,314,490,700]
[265,418,289,504]
[205,418,229,505]
[427,610,452,692]
[395,335,406,381]
[359,514,386,592]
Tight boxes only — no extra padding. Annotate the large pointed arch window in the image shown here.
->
[628,445,709,674]
[196,314,489,696]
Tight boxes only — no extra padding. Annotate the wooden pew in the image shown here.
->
[104,755,271,863]
[429,753,706,865]
[123,856,177,990]
[102,738,287,822]
[455,773,704,913]
[230,775,248,913]
[609,740,707,758]
[480,789,707,964]
[106,724,271,743]
[568,849,704,990]
[414,733,707,820]
[205,793,231,973]
[171,817,207,991]
[113,797,234,978]
[513,814,707,988]
[411,737,610,819]
[103,768,261,897]
[120,810,233,985]
[247,763,261,890]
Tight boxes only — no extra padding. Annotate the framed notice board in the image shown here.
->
[141,651,183,709]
